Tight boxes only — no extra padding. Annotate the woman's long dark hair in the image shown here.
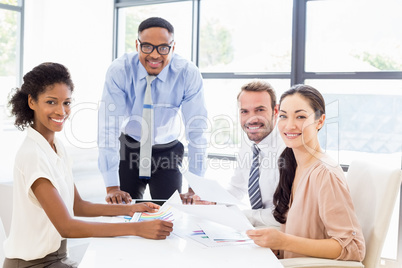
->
[273,84,325,224]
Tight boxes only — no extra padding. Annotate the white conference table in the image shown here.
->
[79,235,283,268]
[77,215,284,268]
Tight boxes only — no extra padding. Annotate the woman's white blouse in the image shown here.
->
[4,127,75,260]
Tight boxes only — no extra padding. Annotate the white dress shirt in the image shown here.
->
[226,127,285,227]
[98,52,208,187]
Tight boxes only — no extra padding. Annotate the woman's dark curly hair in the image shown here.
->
[273,84,325,224]
[8,62,74,130]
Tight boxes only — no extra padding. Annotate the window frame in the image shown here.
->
[0,0,24,84]
[291,0,402,84]
[113,0,402,160]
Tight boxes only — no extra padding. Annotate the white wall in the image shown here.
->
[24,0,114,148]
[0,0,114,185]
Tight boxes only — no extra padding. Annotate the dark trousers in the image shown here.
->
[3,240,77,268]
[118,134,184,199]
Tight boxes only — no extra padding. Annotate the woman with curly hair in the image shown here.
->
[3,62,173,268]
[247,84,365,261]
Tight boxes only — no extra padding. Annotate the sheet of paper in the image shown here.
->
[198,220,252,242]
[131,190,182,222]
[163,190,182,205]
[173,215,252,248]
[187,226,252,247]
[170,203,254,232]
[184,172,244,205]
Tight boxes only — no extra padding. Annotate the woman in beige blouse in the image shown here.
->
[246,84,366,261]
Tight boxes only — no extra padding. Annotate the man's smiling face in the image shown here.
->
[136,27,175,75]
[238,90,278,143]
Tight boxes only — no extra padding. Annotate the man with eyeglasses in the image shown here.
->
[98,17,208,204]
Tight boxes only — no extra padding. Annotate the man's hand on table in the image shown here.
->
[105,186,132,204]
[180,187,216,205]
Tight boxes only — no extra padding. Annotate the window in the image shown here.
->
[0,0,24,183]
[199,0,292,73]
[0,0,22,117]
[0,0,18,5]
[115,1,193,60]
[197,0,292,162]
[113,0,402,170]
[305,0,402,72]
[295,0,402,171]
[310,79,402,167]
[302,0,402,263]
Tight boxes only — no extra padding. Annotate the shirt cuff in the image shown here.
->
[101,170,120,188]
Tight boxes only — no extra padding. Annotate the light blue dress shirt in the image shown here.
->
[98,52,208,187]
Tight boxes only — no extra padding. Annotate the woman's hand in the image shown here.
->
[128,202,160,216]
[246,228,286,250]
[133,220,173,240]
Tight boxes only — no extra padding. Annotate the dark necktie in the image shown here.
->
[248,144,263,209]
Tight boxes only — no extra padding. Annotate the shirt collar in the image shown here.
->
[27,127,61,166]
[253,127,281,154]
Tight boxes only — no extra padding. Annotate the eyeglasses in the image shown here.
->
[137,39,174,55]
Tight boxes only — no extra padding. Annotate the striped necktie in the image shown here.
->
[248,144,263,209]
[139,75,156,179]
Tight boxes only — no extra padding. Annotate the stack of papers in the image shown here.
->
[169,203,253,232]
[130,173,255,248]
[185,219,253,248]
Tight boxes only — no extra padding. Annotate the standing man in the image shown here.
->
[228,80,285,227]
[98,17,208,204]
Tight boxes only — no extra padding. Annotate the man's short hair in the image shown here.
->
[237,80,277,111]
[138,17,174,35]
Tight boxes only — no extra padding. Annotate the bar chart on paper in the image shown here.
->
[131,206,175,222]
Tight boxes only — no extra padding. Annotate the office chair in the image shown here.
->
[0,183,13,237]
[280,160,402,268]
[0,218,6,267]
